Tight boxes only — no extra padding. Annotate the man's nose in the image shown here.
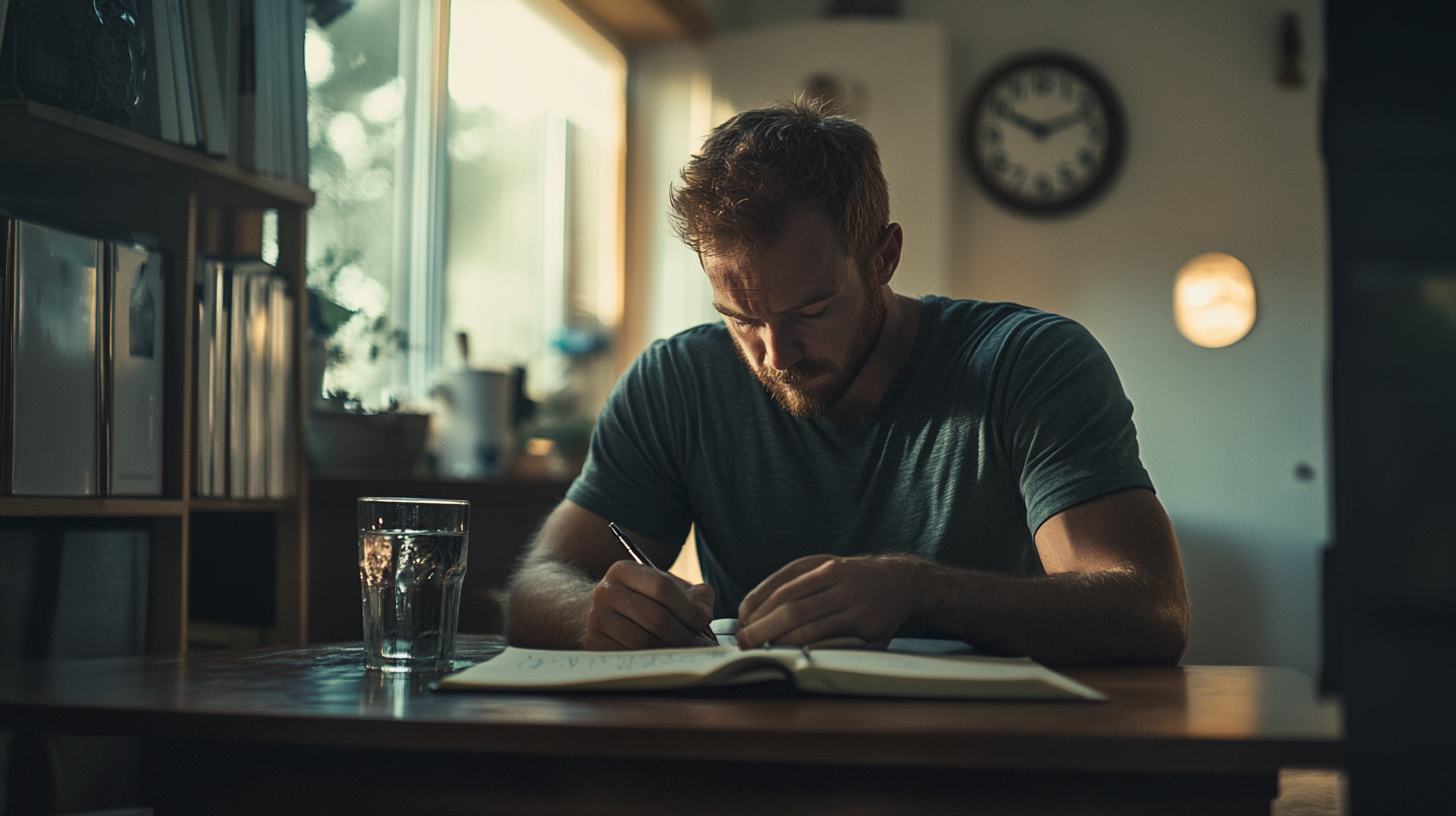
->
[761,324,802,371]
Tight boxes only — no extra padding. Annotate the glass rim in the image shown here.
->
[358,496,470,506]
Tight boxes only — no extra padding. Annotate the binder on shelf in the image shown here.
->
[126,0,306,181]
[226,260,247,496]
[196,256,228,496]
[245,269,269,498]
[195,259,214,495]
[137,0,182,143]
[209,0,243,164]
[207,257,287,499]
[165,0,200,146]
[3,219,103,497]
[266,275,294,498]
[108,242,165,496]
[185,0,232,159]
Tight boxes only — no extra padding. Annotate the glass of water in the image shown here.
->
[358,497,470,673]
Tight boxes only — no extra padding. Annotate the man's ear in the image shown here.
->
[873,223,904,286]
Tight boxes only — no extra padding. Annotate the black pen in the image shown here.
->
[608,522,719,645]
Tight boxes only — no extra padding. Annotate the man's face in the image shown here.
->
[703,208,886,418]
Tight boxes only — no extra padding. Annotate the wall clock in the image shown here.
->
[961,52,1126,214]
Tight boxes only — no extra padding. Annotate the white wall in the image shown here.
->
[683,0,1330,676]
[709,21,951,299]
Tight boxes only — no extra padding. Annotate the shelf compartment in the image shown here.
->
[0,497,186,518]
[0,100,314,211]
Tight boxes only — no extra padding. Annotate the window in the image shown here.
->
[306,0,625,415]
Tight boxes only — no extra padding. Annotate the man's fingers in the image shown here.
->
[607,561,713,627]
[738,555,832,622]
[687,581,715,605]
[737,583,845,647]
[585,603,670,650]
[767,608,878,648]
[584,562,714,650]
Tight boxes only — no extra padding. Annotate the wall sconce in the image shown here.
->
[1174,252,1257,348]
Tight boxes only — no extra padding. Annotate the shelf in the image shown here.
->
[3,97,312,653]
[189,498,297,514]
[0,100,314,213]
[0,497,186,518]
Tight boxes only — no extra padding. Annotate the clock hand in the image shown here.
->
[989,96,1051,138]
[1042,105,1095,136]
[996,106,1051,139]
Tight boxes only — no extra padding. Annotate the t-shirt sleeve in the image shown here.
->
[994,315,1154,536]
[564,340,697,549]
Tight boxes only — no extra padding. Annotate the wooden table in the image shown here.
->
[0,636,1341,815]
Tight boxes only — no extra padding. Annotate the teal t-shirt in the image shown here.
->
[566,296,1153,618]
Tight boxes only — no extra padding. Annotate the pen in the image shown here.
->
[608,521,719,645]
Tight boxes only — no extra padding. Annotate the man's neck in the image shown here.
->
[825,292,922,424]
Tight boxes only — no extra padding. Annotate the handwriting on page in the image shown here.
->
[507,648,732,675]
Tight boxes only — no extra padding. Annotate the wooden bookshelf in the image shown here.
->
[1,100,312,653]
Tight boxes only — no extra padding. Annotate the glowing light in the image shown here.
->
[1174,253,1257,348]
[447,0,616,134]
[327,112,365,157]
[360,78,403,123]
[305,27,334,87]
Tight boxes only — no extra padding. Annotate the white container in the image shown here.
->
[431,370,516,478]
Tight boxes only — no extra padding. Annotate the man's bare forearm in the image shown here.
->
[502,556,595,649]
[907,558,1188,665]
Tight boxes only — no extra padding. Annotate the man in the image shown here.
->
[505,100,1188,665]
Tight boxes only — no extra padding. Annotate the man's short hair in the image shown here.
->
[669,98,890,274]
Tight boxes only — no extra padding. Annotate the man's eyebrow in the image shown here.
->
[711,288,839,320]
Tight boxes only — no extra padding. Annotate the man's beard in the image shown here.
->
[737,281,887,418]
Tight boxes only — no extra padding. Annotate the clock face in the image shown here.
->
[962,53,1125,214]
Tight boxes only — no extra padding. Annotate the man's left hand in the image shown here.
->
[736,554,921,649]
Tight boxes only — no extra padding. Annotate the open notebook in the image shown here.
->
[438,645,1105,701]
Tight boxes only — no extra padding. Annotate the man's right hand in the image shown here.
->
[504,499,713,650]
[584,560,715,650]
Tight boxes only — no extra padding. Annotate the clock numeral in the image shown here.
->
[1087,121,1106,144]
[1078,148,1097,169]
[982,125,1003,146]
[1034,71,1053,95]
[1034,174,1055,198]
[989,151,1010,175]
[1008,164,1028,189]
[1010,80,1026,100]
[1058,162,1079,189]
[991,96,1014,120]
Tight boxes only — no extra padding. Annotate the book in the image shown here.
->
[184,0,231,158]
[245,269,269,497]
[166,0,200,146]
[226,259,246,495]
[143,0,182,143]
[216,258,278,497]
[4,219,103,496]
[108,242,165,496]
[265,276,293,498]
[195,256,235,496]
[195,257,218,495]
[439,645,1106,701]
